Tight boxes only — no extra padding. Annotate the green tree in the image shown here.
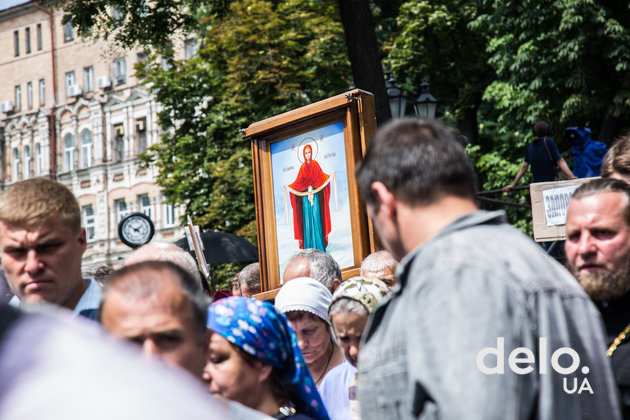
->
[477,0,630,143]
[385,0,494,143]
[138,0,350,284]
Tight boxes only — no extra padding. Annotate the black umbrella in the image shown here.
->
[174,231,258,265]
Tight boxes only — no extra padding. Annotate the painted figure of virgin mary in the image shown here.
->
[286,143,332,251]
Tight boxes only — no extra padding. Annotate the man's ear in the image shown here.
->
[370,181,397,218]
[330,278,341,293]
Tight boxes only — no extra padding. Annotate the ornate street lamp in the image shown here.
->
[385,71,407,119]
[413,81,438,119]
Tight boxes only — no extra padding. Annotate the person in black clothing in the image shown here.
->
[503,120,576,191]
[565,178,630,419]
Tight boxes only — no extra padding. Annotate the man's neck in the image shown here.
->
[62,277,88,311]
[397,195,478,255]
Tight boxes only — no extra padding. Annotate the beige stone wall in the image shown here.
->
[0,1,189,266]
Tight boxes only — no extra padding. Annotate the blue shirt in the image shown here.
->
[525,137,561,182]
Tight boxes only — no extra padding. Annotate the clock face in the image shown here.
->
[118,212,155,248]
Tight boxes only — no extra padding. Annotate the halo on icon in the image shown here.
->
[297,137,318,163]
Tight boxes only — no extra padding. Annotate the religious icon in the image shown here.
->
[270,121,352,277]
[283,140,338,251]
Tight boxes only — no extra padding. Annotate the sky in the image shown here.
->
[0,0,30,12]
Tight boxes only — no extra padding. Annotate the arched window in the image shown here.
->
[23,145,31,178]
[81,129,92,168]
[35,143,43,175]
[12,148,19,181]
[63,133,74,172]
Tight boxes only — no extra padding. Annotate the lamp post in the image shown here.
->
[413,81,438,119]
[385,71,407,119]
[385,73,439,119]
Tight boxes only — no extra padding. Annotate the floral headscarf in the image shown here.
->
[207,296,330,420]
[328,276,390,317]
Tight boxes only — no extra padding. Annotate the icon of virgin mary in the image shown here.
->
[285,143,332,251]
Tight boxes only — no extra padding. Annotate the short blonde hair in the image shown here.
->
[0,178,81,232]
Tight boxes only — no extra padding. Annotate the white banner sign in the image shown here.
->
[542,184,582,226]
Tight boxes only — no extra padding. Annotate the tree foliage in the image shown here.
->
[139,0,351,242]
[384,0,494,142]
[476,0,630,142]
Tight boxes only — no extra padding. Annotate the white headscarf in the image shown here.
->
[274,277,332,324]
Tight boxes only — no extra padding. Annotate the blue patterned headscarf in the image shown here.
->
[207,296,330,420]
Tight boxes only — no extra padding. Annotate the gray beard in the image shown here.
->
[567,258,630,302]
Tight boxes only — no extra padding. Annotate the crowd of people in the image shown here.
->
[2,119,630,419]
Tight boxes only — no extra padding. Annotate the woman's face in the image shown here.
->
[288,312,331,366]
[202,332,266,407]
[331,311,368,367]
[304,147,312,161]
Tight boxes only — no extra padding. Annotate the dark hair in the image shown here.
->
[571,178,630,226]
[533,121,552,138]
[235,345,295,405]
[601,134,630,179]
[101,261,211,342]
[356,118,477,207]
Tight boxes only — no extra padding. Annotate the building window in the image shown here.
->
[35,143,43,175]
[81,129,92,168]
[37,23,42,50]
[65,71,75,97]
[63,20,74,42]
[12,148,19,181]
[25,27,31,54]
[82,205,95,241]
[184,38,197,59]
[63,133,75,172]
[39,79,45,106]
[115,199,128,222]
[14,86,21,111]
[113,124,124,162]
[162,198,176,227]
[138,194,152,219]
[83,66,94,92]
[23,146,31,178]
[114,57,126,85]
[27,82,33,108]
[136,118,147,154]
[14,31,19,56]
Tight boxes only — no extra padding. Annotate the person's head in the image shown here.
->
[0,178,87,310]
[204,297,327,418]
[123,242,203,285]
[237,262,260,297]
[565,178,630,302]
[360,250,398,289]
[355,119,476,260]
[601,134,630,184]
[100,261,211,378]
[274,277,334,367]
[303,144,312,162]
[282,249,342,292]
[533,120,552,138]
[82,264,114,287]
[328,276,389,367]
[230,272,241,297]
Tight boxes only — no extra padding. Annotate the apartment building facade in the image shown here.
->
[0,1,187,266]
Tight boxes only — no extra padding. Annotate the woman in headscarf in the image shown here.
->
[205,296,329,420]
[328,276,390,420]
[286,143,332,252]
[275,277,355,420]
